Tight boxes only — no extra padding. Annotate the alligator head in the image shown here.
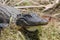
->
[16,13,48,27]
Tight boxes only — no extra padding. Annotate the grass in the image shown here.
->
[0,21,60,40]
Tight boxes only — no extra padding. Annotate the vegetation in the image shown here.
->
[0,0,60,40]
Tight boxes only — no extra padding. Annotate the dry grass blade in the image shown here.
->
[29,0,40,5]
[14,0,24,5]
[3,0,8,5]
[18,31,26,40]
[14,5,45,8]
[42,0,60,12]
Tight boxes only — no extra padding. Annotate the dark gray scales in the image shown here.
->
[0,5,21,28]
[0,5,21,36]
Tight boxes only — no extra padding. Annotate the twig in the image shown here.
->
[43,0,60,12]
[6,0,11,5]
[14,0,40,6]
[3,0,8,5]
[14,5,45,8]
[53,13,60,17]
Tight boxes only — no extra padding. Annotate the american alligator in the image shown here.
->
[0,5,49,28]
[0,5,48,40]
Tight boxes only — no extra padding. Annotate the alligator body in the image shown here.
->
[0,5,48,28]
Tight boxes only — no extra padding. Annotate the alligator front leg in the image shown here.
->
[19,27,40,40]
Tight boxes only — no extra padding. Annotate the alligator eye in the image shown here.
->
[17,14,21,16]
[17,14,21,17]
